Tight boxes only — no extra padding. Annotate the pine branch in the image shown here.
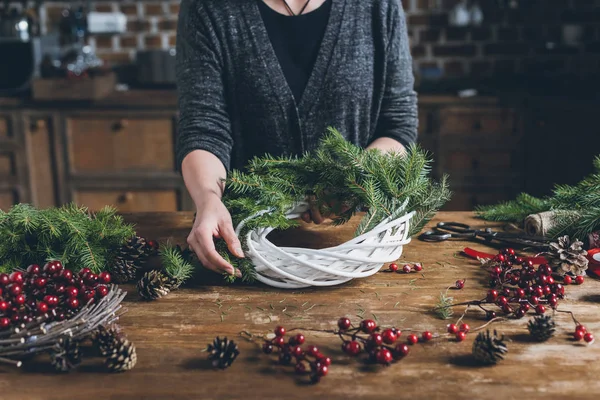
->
[159,244,194,286]
[434,290,454,320]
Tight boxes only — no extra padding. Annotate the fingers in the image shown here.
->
[220,220,245,259]
[309,197,325,224]
[187,227,237,277]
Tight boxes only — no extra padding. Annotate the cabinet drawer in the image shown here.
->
[0,117,9,139]
[67,116,175,173]
[73,190,178,212]
[0,191,17,210]
[0,153,15,176]
[444,151,511,172]
[440,108,515,136]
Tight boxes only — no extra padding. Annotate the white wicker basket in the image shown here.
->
[235,202,415,289]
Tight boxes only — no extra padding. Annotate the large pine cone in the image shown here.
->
[108,258,139,284]
[92,325,123,356]
[546,235,588,276]
[472,330,508,365]
[105,337,137,372]
[118,236,158,264]
[137,270,177,300]
[50,336,82,372]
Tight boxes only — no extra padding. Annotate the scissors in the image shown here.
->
[419,222,549,249]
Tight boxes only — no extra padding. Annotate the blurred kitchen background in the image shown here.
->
[1,0,600,212]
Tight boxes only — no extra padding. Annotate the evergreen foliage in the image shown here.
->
[0,203,135,273]
[210,128,450,281]
[475,155,600,239]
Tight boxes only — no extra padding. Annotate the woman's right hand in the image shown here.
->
[187,191,244,277]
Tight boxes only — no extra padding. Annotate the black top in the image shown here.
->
[257,0,332,103]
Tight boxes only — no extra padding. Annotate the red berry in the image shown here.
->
[514,308,526,318]
[393,343,410,359]
[337,317,351,331]
[148,240,159,250]
[0,317,10,329]
[79,268,92,277]
[455,280,465,290]
[447,324,458,334]
[34,277,47,289]
[37,301,49,314]
[520,302,531,312]
[43,295,59,307]
[98,272,112,284]
[549,296,558,308]
[14,294,26,305]
[388,263,398,272]
[576,325,587,333]
[502,304,513,314]
[510,274,520,285]
[60,269,74,281]
[530,296,540,305]
[576,275,585,285]
[344,341,361,356]
[319,357,332,367]
[273,336,285,347]
[293,334,305,345]
[414,263,423,272]
[535,305,546,314]
[459,323,470,333]
[290,345,303,358]
[547,276,555,285]
[0,300,8,312]
[456,331,467,342]
[563,276,573,285]
[294,362,306,375]
[574,330,585,341]
[262,342,273,354]
[0,273,10,286]
[26,264,41,275]
[382,329,397,344]
[360,319,377,333]
[82,290,96,302]
[317,364,328,377]
[67,297,80,309]
[487,290,499,303]
[539,275,549,285]
[502,288,512,298]
[9,271,23,284]
[43,261,59,274]
[8,283,22,297]
[306,345,319,357]
[65,286,79,298]
[422,331,433,342]
[486,311,497,320]
[85,273,99,285]
[407,334,418,345]
[274,326,286,337]
[495,254,506,263]
[543,286,552,296]
[496,296,508,307]
[96,285,109,298]
[376,348,393,365]
[523,260,534,268]
[370,333,383,346]
[506,248,516,256]
[402,264,412,273]
[584,333,595,344]
[515,257,524,264]
[516,288,526,298]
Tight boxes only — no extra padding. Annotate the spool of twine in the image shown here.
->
[524,211,559,237]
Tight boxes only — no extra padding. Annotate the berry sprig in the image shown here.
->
[0,261,111,330]
[555,309,595,344]
[262,326,331,384]
[387,263,423,274]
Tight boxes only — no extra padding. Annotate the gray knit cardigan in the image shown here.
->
[176,0,418,171]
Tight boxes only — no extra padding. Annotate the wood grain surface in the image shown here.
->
[2,212,600,400]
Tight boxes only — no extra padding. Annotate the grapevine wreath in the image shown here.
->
[158,129,451,290]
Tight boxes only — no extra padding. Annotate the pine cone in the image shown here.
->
[546,235,589,276]
[92,325,123,356]
[109,258,139,284]
[472,330,508,365]
[137,270,177,300]
[105,337,137,372]
[527,315,556,342]
[118,236,158,264]
[50,336,82,372]
[207,337,240,369]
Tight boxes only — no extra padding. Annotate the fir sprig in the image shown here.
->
[159,244,194,286]
[0,204,135,273]
[434,290,454,320]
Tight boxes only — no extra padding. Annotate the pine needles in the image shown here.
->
[475,155,600,239]
[212,127,450,282]
[0,204,135,273]
[434,290,454,320]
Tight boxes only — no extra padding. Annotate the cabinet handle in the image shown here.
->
[117,192,134,204]
[111,119,129,132]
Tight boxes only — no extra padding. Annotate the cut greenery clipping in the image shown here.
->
[476,155,600,240]
[0,204,135,273]
[167,128,450,284]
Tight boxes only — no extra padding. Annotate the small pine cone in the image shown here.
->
[137,270,177,301]
[50,336,82,372]
[92,325,122,356]
[472,330,508,365]
[105,337,137,373]
[207,337,240,369]
[527,315,556,342]
[109,258,139,284]
[546,235,589,276]
[118,236,159,264]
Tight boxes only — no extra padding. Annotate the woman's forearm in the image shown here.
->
[367,137,406,154]
[181,150,227,204]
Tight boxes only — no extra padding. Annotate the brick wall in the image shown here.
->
[7,0,600,79]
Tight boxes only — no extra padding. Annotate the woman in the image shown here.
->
[176,0,418,278]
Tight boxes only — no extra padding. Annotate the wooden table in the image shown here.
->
[3,212,600,400]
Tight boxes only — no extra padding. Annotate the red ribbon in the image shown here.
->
[463,248,548,265]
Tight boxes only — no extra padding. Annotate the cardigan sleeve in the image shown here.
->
[371,1,418,148]
[175,0,234,171]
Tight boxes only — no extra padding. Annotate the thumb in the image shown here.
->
[220,221,244,258]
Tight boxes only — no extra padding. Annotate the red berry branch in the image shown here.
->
[386,262,423,274]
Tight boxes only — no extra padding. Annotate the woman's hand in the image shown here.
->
[187,191,244,277]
